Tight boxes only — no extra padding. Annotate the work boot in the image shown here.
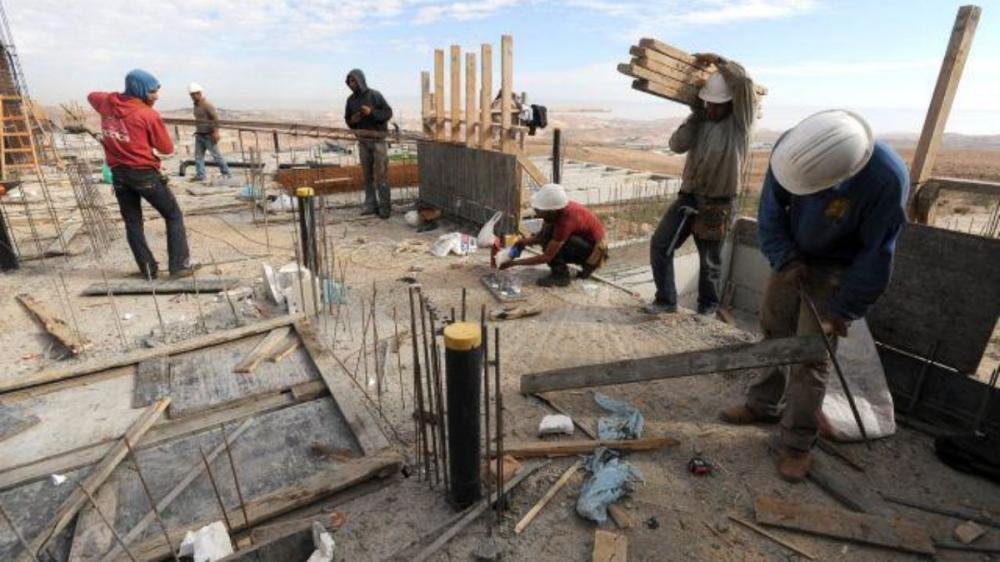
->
[718,404,780,425]
[360,206,377,216]
[776,447,813,483]
[169,263,202,279]
[641,301,677,315]
[577,263,597,279]
[537,274,571,288]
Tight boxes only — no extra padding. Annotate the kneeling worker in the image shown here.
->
[499,184,607,287]
[720,110,908,482]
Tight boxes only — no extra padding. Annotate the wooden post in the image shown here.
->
[434,49,445,141]
[909,5,981,219]
[450,45,461,142]
[480,44,493,149]
[421,71,432,137]
[500,35,513,153]
[465,52,477,147]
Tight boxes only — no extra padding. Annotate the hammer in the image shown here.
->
[664,204,698,257]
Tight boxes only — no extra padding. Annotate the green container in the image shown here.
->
[101,163,112,184]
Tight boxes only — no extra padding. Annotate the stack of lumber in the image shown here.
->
[618,38,767,106]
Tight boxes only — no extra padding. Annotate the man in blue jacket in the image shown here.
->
[720,110,909,482]
[344,69,393,218]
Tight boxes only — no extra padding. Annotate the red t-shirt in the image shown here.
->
[87,92,173,170]
[552,201,605,245]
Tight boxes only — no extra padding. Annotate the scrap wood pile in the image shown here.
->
[617,38,767,106]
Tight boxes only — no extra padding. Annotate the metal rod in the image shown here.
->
[191,266,208,333]
[0,501,40,562]
[798,284,871,448]
[393,306,405,410]
[461,287,467,321]
[481,304,492,536]
[494,325,504,521]
[429,312,449,490]
[72,478,138,562]
[125,438,180,562]
[145,264,167,337]
[221,425,251,536]
[906,340,940,413]
[409,287,431,480]
[371,283,382,413]
[99,262,128,348]
[419,291,441,486]
[211,251,241,326]
[198,446,234,533]
[57,272,84,345]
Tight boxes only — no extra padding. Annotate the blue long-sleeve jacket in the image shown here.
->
[757,140,909,320]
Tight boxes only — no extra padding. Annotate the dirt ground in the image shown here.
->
[2,165,999,561]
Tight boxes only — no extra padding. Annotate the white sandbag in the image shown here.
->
[405,210,421,227]
[477,211,503,248]
[538,414,574,436]
[819,319,896,441]
[430,233,478,257]
[178,521,233,562]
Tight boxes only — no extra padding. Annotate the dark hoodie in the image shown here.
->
[88,91,173,169]
[344,69,393,133]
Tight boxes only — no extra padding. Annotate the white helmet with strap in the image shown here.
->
[770,109,875,196]
[698,72,732,104]
[531,183,569,211]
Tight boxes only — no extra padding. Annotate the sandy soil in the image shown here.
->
[2,164,999,561]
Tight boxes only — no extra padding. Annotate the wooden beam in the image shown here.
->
[515,459,582,534]
[127,450,403,561]
[434,49,445,141]
[465,52,477,147]
[592,529,627,562]
[480,43,493,148]
[293,321,389,454]
[233,327,292,373]
[638,37,697,65]
[754,496,936,555]
[498,436,678,458]
[17,293,91,355]
[68,482,117,562]
[517,155,547,187]
[18,399,170,562]
[450,45,461,142]
[80,278,241,296]
[500,35,513,153]
[520,336,827,394]
[910,5,981,194]
[0,314,300,393]
[729,514,816,560]
[421,71,432,137]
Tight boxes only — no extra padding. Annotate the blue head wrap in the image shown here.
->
[123,69,161,99]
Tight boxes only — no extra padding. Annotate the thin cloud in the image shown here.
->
[754,58,939,77]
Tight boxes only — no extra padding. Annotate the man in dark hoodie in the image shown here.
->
[344,69,393,218]
[89,69,194,278]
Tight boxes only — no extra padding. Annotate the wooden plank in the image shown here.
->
[270,337,300,363]
[520,336,827,393]
[500,35,513,153]
[17,399,170,562]
[100,418,255,562]
[498,436,678,458]
[592,529,627,562]
[132,357,171,408]
[434,49,445,141]
[618,64,700,100]
[68,481,117,562]
[910,6,981,189]
[451,45,461,142]
[465,52,477,147]
[635,56,707,87]
[0,314,300,393]
[729,514,816,560]
[420,71,433,136]
[629,46,706,79]
[0,404,40,443]
[17,292,91,354]
[233,327,292,373]
[754,496,936,555]
[0,381,318,491]
[515,459,582,534]
[80,277,241,296]
[631,78,699,106]
[293,321,389,454]
[517,155,547,187]
[480,43,493,148]
[638,37,697,65]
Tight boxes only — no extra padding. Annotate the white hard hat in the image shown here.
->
[404,210,421,227]
[770,109,874,196]
[698,72,732,104]
[188,82,203,94]
[531,183,569,211]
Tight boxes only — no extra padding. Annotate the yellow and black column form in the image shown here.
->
[444,321,483,507]
[295,186,318,273]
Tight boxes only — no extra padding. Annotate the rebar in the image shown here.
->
[419,291,441,486]
[220,425,251,536]
[429,312,449,490]
[198,446,234,532]
[494,325,504,521]
[145,265,167,337]
[393,306,405,410]
[481,304,492,536]
[408,287,431,479]
[125,438,180,562]
[0,501,39,562]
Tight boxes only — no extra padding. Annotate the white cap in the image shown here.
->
[531,183,569,211]
[698,72,732,104]
[188,82,203,94]
[770,109,875,196]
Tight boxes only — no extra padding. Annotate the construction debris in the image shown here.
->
[16,292,91,354]
[954,520,987,544]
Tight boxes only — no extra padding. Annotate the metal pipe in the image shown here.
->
[444,321,483,507]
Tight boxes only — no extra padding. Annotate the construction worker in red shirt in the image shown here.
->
[499,183,608,287]
[89,69,195,279]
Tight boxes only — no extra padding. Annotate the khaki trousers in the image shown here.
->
[746,265,843,451]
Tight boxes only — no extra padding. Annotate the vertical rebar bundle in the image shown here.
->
[66,159,117,256]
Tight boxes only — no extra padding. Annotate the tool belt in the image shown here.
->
[691,196,733,242]
[586,240,609,269]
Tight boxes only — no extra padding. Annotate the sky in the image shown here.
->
[7,0,1000,134]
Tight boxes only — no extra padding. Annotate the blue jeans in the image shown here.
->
[649,193,723,312]
[194,134,230,179]
[112,167,190,275]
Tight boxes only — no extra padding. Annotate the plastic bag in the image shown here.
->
[594,392,644,440]
[538,414,574,436]
[576,447,644,523]
[178,521,233,562]
[430,233,478,257]
[306,521,337,562]
[477,211,503,248]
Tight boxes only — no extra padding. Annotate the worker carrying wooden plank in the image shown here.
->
[720,110,909,482]
[498,183,608,287]
[344,69,394,219]
[643,52,758,316]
